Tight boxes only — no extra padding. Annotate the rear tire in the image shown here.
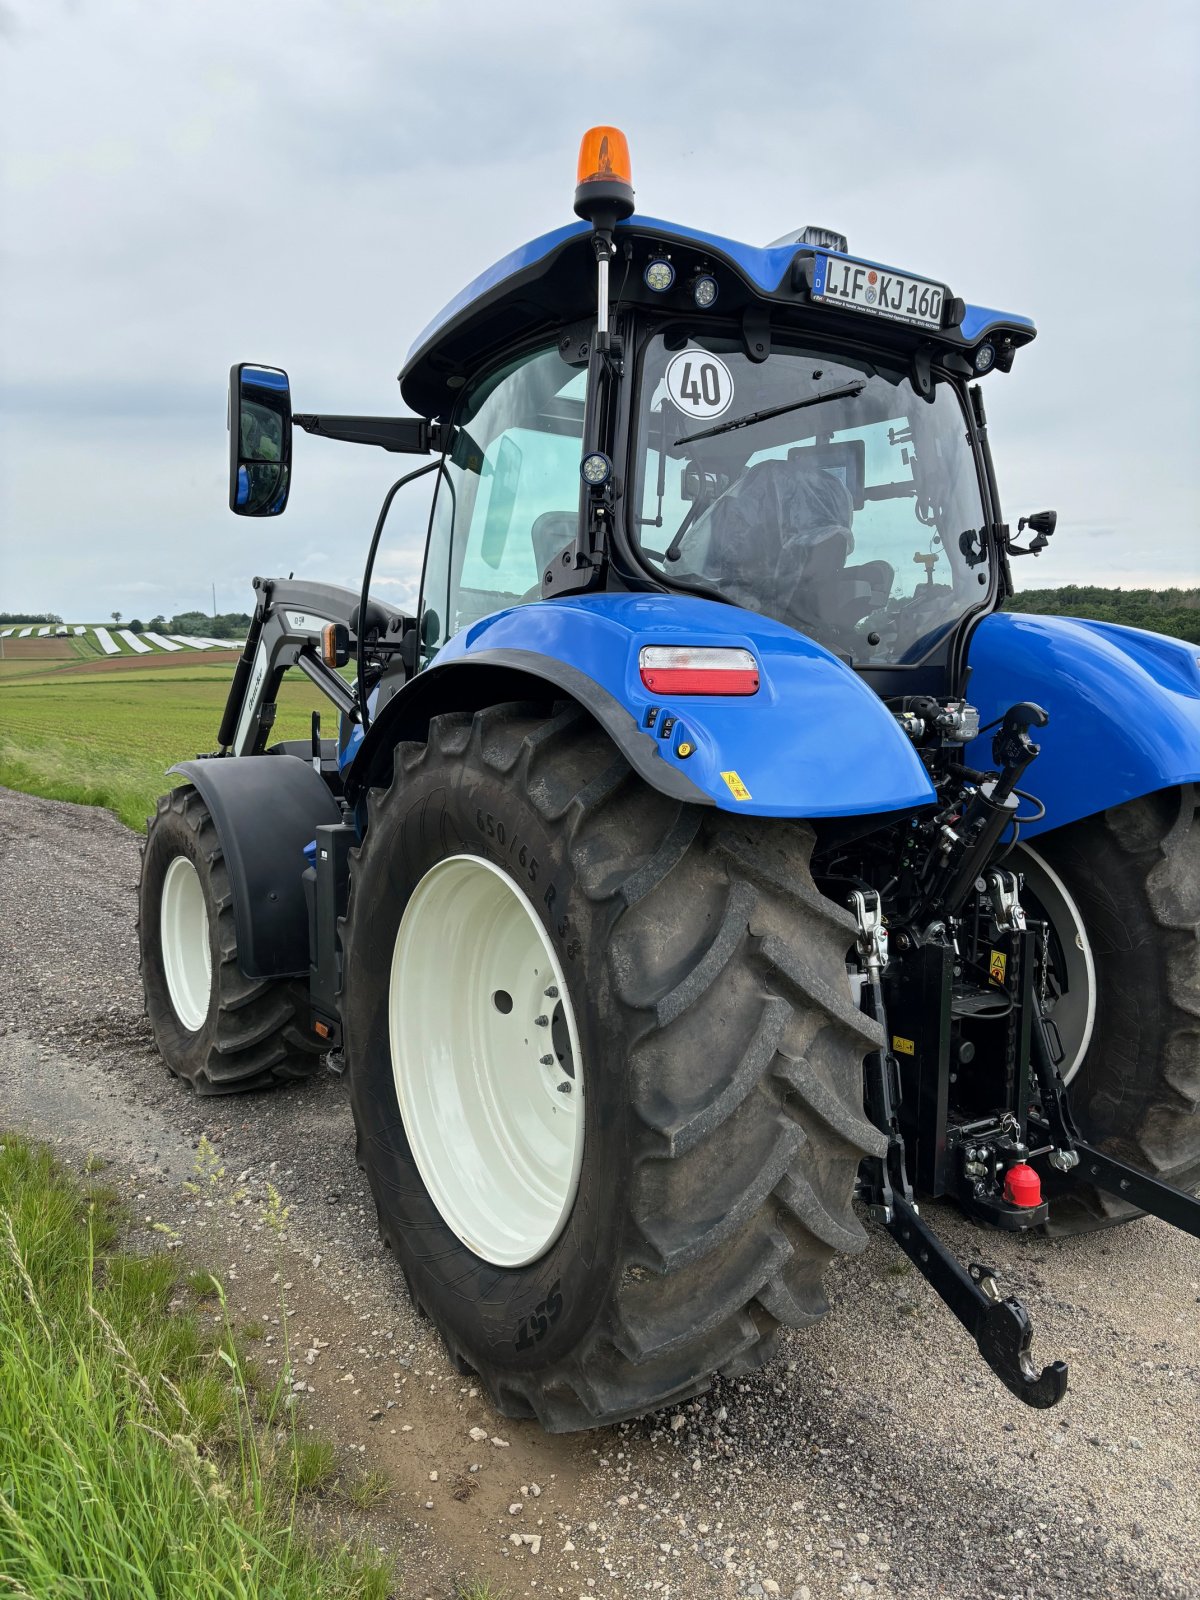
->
[342,702,885,1431]
[138,786,322,1094]
[1021,785,1200,1233]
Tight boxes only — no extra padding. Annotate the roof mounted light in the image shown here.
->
[691,272,719,309]
[639,646,760,696]
[973,341,997,374]
[574,126,634,225]
[644,257,675,293]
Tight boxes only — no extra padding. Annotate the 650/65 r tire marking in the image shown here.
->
[476,808,539,882]
[475,807,575,956]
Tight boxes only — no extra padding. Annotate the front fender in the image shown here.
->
[349,594,935,819]
[966,612,1200,837]
[170,754,341,978]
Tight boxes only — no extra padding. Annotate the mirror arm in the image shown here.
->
[293,414,453,455]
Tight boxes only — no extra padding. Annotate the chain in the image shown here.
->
[1038,922,1050,1011]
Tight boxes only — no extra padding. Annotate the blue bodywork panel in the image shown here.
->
[346,593,936,819]
[404,212,1034,376]
[342,603,1200,832]
[966,613,1200,837]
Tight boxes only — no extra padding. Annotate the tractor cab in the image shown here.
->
[400,128,1035,704]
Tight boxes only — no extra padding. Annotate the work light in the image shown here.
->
[644,258,675,293]
[580,451,612,487]
[691,273,719,309]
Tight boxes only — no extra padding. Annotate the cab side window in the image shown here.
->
[419,348,585,663]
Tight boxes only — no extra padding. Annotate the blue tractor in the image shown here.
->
[139,128,1200,1429]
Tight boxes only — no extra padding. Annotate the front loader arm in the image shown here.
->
[217,577,411,757]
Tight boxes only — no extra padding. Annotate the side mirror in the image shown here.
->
[228,363,292,516]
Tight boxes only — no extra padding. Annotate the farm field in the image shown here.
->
[0,649,329,831]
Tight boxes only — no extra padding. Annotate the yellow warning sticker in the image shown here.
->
[989,949,1007,984]
[720,770,752,802]
[892,1035,916,1056]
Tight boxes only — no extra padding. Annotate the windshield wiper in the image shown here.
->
[673,379,866,446]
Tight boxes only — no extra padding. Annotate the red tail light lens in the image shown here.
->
[639,646,760,696]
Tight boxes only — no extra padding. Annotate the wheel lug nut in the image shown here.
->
[544,985,559,999]
[556,1081,572,1095]
[540,1054,554,1066]
[534,1014,549,1027]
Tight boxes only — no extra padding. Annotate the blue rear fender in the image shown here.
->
[966,612,1200,838]
[348,593,935,819]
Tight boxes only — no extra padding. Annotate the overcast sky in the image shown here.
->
[1,0,1197,622]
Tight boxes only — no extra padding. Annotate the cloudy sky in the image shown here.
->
[1,0,1197,622]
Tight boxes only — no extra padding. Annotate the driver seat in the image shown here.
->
[693,459,892,635]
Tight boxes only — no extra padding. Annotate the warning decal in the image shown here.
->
[720,770,752,802]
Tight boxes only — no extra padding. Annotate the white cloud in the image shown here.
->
[0,0,1197,618]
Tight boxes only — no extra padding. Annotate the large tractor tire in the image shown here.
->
[1016,784,1200,1234]
[342,702,886,1432]
[138,786,322,1094]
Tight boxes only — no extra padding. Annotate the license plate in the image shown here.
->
[812,254,946,330]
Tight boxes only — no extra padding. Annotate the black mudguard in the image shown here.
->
[169,754,342,979]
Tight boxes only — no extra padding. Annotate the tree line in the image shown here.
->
[1004,586,1200,645]
[0,610,251,636]
[119,610,253,638]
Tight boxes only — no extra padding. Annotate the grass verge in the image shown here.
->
[0,1133,391,1598]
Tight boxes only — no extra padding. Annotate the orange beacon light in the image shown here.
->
[574,126,634,225]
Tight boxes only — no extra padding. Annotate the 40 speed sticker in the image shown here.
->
[664,348,734,421]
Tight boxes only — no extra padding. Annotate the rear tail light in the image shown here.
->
[639,646,759,696]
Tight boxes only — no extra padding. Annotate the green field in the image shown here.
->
[0,653,330,831]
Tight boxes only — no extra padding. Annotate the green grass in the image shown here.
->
[0,657,329,831]
[345,1469,390,1510]
[0,1133,392,1599]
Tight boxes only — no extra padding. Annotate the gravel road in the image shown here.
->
[1,783,1197,1600]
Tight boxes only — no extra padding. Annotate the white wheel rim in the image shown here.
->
[1015,844,1097,1087]
[388,853,585,1268]
[160,855,212,1032]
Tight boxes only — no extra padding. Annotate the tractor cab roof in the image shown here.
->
[399,214,1035,420]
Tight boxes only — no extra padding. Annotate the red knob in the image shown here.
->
[1003,1161,1042,1208]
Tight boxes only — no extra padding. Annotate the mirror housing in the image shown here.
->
[229,363,292,516]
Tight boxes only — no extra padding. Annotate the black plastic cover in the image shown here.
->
[169,754,343,979]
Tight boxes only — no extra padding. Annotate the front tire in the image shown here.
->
[343,703,885,1431]
[1019,785,1200,1232]
[139,787,322,1094]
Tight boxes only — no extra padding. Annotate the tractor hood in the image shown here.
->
[966,611,1200,837]
[399,215,1035,419]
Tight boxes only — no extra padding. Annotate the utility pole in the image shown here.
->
[212,582,217,619]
